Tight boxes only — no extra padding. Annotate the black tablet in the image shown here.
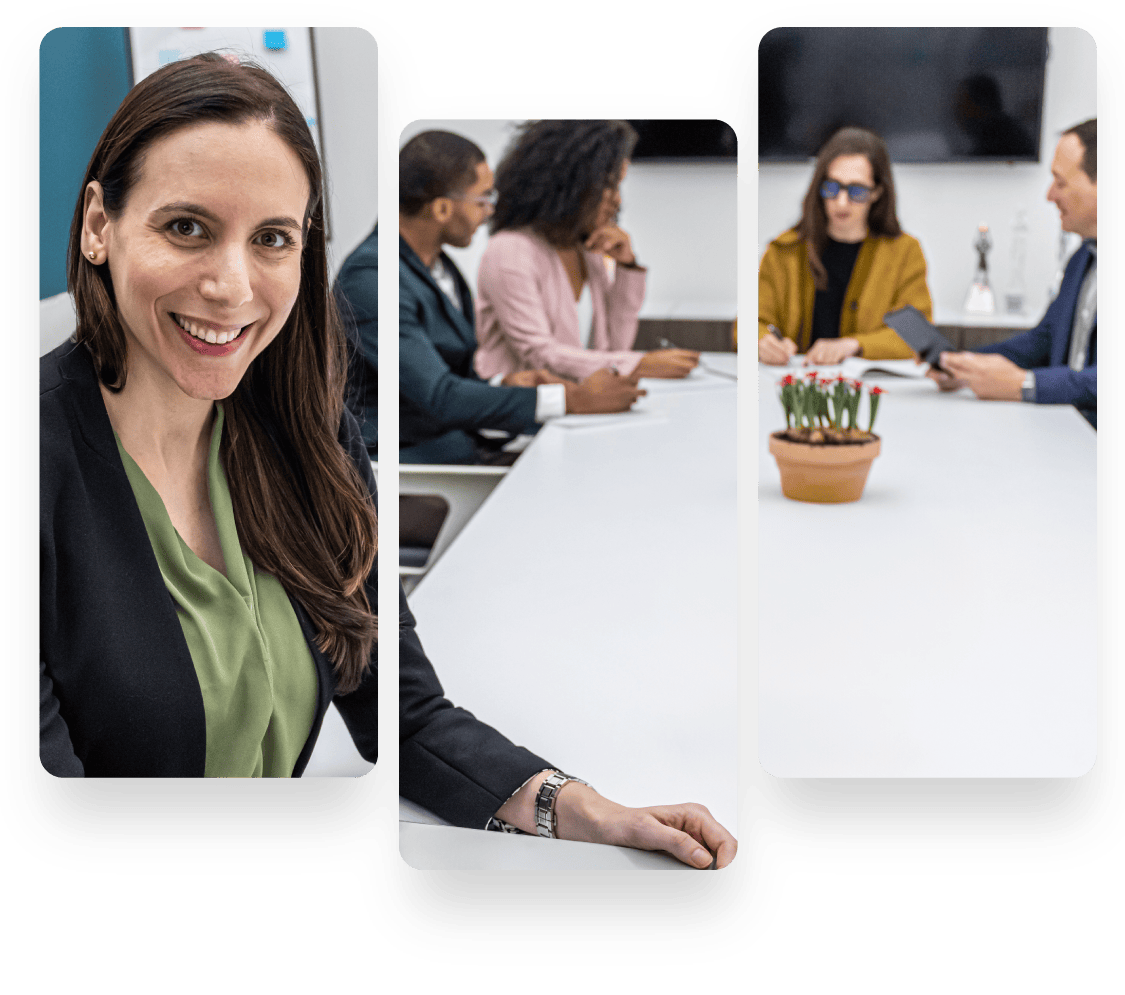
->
[883,305,956,367]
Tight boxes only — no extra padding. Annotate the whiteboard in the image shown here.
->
[127,27,326,234]
[127,27,321,154]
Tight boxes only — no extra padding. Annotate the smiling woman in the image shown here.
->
[41,53,380,776]
[86,121,308,402]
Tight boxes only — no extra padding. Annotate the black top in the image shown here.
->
[40,341,550,825]
[810,237,863,346]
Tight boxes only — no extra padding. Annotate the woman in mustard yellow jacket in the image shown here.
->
[758,127,933,365]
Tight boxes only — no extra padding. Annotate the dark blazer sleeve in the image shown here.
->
[40,660,84,777]
[976,248,1097,413]
[333,234,379,453]
[329,407,551,826]
[1031,361,1096,411]
[974,296,1057,368]
[398,275,539,437]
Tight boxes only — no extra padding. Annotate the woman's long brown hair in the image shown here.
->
[796,127,902,291]
[66,54,377,693]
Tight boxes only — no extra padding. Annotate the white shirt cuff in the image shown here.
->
[535,383,566,422]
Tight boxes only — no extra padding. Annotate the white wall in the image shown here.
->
[400,119,738,319]
[315,27,379,277]
[756,27,1096,324]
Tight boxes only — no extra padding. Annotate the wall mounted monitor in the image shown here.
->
[627,120,738,161]
[759,27,1049,163]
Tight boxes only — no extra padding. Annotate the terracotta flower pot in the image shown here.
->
[768,432,881,504]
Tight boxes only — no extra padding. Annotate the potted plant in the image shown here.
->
[767,373,885,503]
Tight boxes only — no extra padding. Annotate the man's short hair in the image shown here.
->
[1063,119,1097,182]
[399,130,486,216]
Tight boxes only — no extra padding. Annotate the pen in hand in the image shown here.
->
[657,337,737,381]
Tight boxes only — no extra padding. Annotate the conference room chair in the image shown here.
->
[374,462,511,595]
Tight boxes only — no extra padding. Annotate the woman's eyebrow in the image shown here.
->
[258,215,303,230]
[153,202,302,229]
[153,201,220,221]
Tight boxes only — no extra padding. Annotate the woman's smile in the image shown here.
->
[169,311,257,356]
[86,119,309,403]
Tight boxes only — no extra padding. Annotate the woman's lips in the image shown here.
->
[171,312,247,344]
[170,312,251,357]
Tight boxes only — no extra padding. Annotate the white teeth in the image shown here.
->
[173,313,244,346]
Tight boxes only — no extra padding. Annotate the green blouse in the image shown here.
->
[115,405,317,777]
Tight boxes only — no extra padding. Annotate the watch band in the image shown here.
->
[534,771,590,839]
[1021,370,1036,403]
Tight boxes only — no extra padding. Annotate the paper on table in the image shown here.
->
[759,357,931,380]
[551,410,664,430]
[839,357,932,380]
[639,373,736,394]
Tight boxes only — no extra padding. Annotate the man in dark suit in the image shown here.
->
[335,130,642,464]
[936,120,1097,427]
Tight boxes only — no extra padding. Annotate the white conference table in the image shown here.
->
[400,354,738,869]
[400,820,694,870]
[758,361,1097,777]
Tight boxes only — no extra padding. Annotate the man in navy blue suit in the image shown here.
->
[335,130,642,464]
[936,120,1097,427]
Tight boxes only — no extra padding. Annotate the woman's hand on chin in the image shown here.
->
[584,225,636,266]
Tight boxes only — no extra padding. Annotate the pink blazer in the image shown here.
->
[474,229,647,380]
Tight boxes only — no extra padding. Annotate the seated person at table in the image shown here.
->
[758,127,933,366]
[474,120,699,383]
[933,121,1097,428]
[334,130,642,465]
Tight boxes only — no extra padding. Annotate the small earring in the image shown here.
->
[88,251,97,260]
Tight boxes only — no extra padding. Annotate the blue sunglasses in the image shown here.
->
[820,180,875,204]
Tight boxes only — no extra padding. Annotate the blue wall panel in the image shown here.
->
[40,27,131,299]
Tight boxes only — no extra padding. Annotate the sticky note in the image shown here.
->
[263,30,287,51]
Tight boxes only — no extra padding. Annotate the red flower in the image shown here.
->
[805,371,818,380]
[836,374,848,382]
[852,379,863,389]
[870,386,885,395]
[780,374,794,385]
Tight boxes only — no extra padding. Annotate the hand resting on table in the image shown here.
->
[496,771,737,869]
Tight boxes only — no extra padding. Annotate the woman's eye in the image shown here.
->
[171,219,204,238]
[255,230,293,249]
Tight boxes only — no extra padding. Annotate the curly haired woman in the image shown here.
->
[474,120,698,383]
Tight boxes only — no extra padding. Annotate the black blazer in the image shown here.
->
[334,227,539,464]
[40,342,548,826]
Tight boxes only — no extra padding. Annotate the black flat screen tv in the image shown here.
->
[627,120,737,161]
[759,27,1049,163]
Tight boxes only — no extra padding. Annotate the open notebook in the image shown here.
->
[838,357,932,379]
[761,356,932,380]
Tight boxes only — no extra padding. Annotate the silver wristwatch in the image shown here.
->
[534,771,590,838]
[1021,370,1036,403]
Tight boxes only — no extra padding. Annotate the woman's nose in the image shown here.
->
[199,244,253,308]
